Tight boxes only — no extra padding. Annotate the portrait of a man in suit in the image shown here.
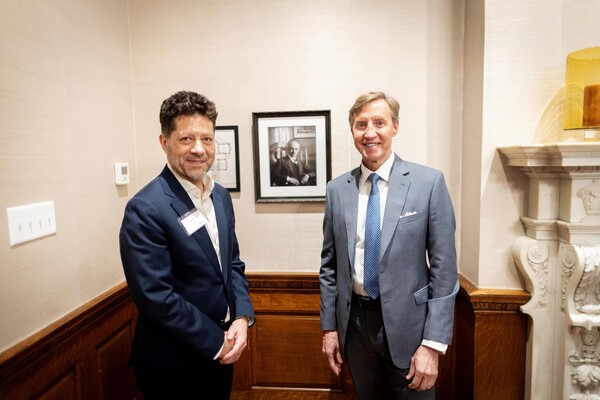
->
[320,91,458,400]
[270,139,316,186]
[119,90,254,399]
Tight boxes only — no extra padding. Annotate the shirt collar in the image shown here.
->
[359,152,395,185]
[167,163,214,200]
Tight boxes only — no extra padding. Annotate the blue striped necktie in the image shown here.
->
[363,173,381,299]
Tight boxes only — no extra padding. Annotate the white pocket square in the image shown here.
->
[400,211,418,218]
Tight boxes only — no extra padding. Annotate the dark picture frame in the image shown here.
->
[252,110,331,202]
[207,125,240,192]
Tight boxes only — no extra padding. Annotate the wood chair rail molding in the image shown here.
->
[247,272,320,290]
[458,274,531,312]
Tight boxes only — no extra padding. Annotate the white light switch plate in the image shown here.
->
[7,201,57,246]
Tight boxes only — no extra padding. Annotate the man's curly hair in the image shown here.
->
[159,91,218,137]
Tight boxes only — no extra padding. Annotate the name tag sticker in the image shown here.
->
[178,208,207,236]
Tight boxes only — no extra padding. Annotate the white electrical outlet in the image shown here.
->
[6,201,57,246]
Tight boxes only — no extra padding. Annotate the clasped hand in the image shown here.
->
[218,318,248,364]
[287,174,309,185]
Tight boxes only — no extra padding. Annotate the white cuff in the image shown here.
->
[422,339,448,354]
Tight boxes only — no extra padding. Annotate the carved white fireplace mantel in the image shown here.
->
[498,143,600,400]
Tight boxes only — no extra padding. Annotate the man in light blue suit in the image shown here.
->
[320,92,458,400]
[120,91,254,399]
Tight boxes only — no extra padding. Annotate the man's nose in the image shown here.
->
[365,124,378,137]
[192,140,205,154]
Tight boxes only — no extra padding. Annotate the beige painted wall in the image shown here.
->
[0,0,135,351]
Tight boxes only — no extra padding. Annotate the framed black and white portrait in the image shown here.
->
[252,110,331,202]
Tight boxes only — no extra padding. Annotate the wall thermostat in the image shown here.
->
[114,163,130,185]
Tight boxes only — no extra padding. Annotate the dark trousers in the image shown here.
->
[136,360,233,400]
[345,295,434,400]
[131,316,234,400]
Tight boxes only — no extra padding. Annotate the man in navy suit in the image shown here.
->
[320,92,458,399]
[119,90,254,399]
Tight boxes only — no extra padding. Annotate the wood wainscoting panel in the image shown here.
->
[254,315,338,389]
[232,273,351,398]
[4,353,84,400]
[0,282,140,400]
[453,275,531,400]
[35,365,80,400]
[95,321,138,400]
[0,273,530,400]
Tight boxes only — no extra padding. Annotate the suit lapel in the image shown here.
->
[212,189,229,283]
[189,211,223,281]
[344,168,361,268]
[159,167,223,281]
[380,157,410,268]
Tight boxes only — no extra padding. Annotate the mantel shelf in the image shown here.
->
[498,142,600,168]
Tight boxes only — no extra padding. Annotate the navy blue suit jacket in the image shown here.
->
[119,166,254,384]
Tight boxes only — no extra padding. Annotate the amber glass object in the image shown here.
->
[564,46,600,139]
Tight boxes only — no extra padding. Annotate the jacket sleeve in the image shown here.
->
[225,195,255,324]
[319,183,338,331]
[423,171,459,344]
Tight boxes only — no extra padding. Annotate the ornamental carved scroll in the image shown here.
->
[563,245,578,311]
[574,247,600,314]
[512,236,549,310]
[525,242,549,308]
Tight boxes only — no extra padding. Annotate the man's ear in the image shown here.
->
[159,133,168,152]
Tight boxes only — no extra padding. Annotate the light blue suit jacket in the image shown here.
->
[319,155,458,368]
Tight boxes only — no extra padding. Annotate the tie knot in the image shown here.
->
[369,173,380,190]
